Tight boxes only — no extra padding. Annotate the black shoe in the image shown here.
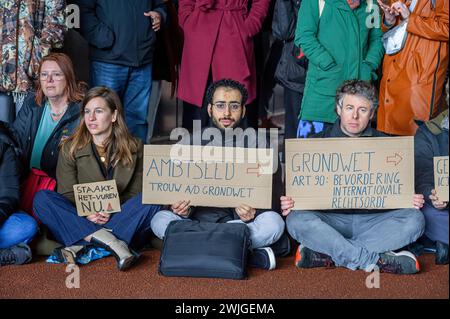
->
[248,247,276,270]
[270,232,292,257]
[435,241,449,265]
[377,251,420,274]
[0,243,32,266]
[294,244,335,268]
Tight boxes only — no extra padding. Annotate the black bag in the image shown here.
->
[159,220,251,280]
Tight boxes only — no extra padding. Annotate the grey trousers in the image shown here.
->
[286,209,425,270]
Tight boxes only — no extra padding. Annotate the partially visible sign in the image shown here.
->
[73,180,121,216]
[434,156,449,202]
[285,137,414,210]
[142,145,273,208]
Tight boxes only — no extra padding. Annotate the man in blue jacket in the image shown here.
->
[0,122,38,266]
[75,0,167,142]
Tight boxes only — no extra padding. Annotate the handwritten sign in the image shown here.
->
[142,145,273,208]
[285,137,414,210]
[434,156,449,202]
[73,180,121,216]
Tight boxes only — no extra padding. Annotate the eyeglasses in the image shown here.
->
[212,102,242,112]
[39,72,65,81]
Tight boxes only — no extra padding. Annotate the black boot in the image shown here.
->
[90,229,139,271]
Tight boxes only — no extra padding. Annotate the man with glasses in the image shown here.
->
[281,80,427,274]
[151,79,286,270]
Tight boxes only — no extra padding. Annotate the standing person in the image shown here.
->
[33,87,161,270]
[295,0,384,137]
[282,80,425,274]
[177,0,270,131]
[75,0,167,142]
[0,0,67,123]
[272,0,307,139]
[0,122,38,266]
[377,0,449,136]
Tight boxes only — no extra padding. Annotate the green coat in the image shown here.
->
[56,141,143,205]
[295,0,384,123]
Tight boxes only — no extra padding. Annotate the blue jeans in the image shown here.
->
[421,203,449,245]
[286,209,425,271]
[90,61,152,141]
[34,190,160,248]
[151,210,285,249]
[0,212,38,249]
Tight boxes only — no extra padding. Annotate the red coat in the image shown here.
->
[177,0,270,107]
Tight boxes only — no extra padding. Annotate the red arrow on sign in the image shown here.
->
[386,153,403,166]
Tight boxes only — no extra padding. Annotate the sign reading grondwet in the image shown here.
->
[142,145,274,209]
[285,137,414,210]
[434,156,449,202]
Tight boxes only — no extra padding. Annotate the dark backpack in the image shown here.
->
[273,0,307,91]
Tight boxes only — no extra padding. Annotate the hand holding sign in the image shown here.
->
[86,212,111,225]
[430,189,448,209]
[235,204,256,222]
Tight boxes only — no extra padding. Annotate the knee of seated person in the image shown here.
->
[19,214,38,240]
[151,210,181,240]
[150,210,180,228]
[402,209,426,238]
[9,212,38,241]
[258,211,285,234]
[412,210,426,233]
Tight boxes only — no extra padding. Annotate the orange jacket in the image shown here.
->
[377,0,449,136]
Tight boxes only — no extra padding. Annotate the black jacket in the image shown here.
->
[76,0,167,67]
[272,0,307,92]
[314,119,387,139]
[414,110,449,205]
[12,93,81,179]
[0,122,21,225]
[177,122,282,223]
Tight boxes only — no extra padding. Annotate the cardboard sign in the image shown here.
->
[285,137,414,210]
[73,180,121,216]
[434,156,449,202]
[142,145,273,208]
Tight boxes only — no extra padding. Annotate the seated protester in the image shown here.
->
[0,121,38,266]
[281,80,426,274]
[33,87,161,271]
[414,82,448,264]
[151,79,286,270]
[13,52,86,179]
